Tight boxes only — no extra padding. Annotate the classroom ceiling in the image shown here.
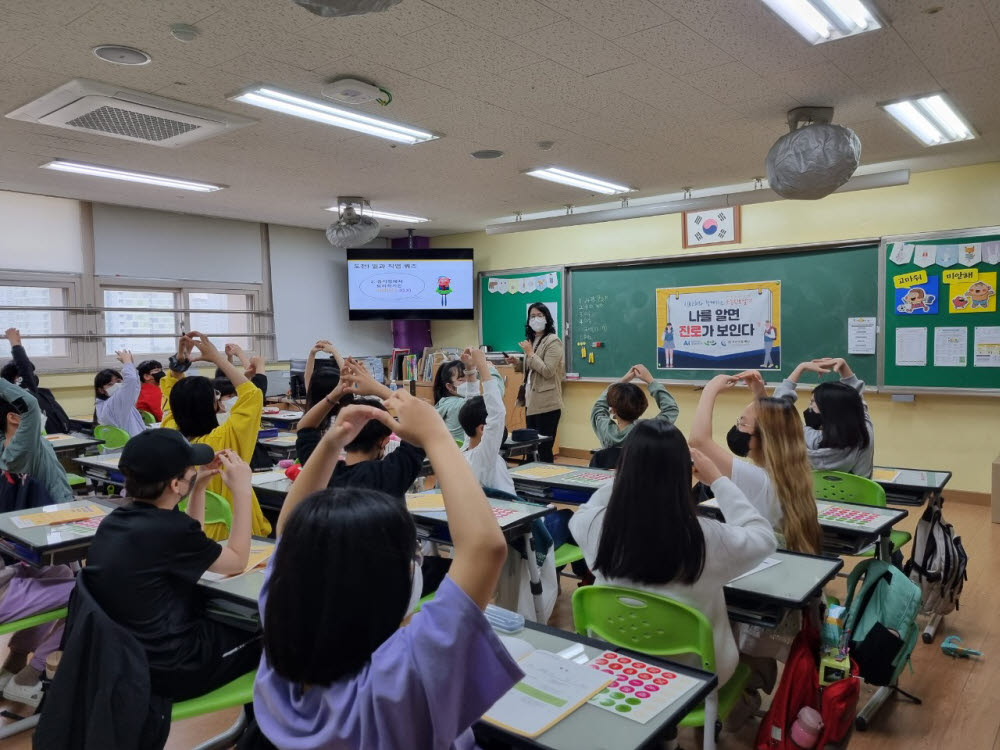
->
[1,0,999,238]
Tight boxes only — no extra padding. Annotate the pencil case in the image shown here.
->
[485,604,524,634]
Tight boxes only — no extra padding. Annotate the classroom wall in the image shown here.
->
[430,162,1000,495]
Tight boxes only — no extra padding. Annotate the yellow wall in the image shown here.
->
[431,162,1000,494]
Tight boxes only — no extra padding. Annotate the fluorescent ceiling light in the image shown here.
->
[326,205,430,223]
[40,160,224,192]
[759,0,881,44]
[880,94,975,146]
[229,85,438,144]
[526,167,633,195]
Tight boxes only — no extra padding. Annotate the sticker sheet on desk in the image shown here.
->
[514,464,577,479]
[586,652,700,724]
[815,502,881,529]
[491,506,530,525]
[10,503,105,529]
[567,470,615,484]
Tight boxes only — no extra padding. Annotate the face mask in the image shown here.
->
[105,382,124,397]
[14,377,22,386]
[220,397,236,413]
[529,317,547,333]
[152,371,165,384]
[803,408,823,430]
[726,425,753,457]
[405,559,423,619]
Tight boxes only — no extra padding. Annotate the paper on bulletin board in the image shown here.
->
[889,242,915,265]
[847,317,876,355]
[933,327,968,367]
[974,326,1000,368]
[896,327,927,367]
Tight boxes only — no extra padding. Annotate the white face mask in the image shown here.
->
[529,316,547,333]
[105,382,124,397]
[405,559,424,619]
[220,397,236,413]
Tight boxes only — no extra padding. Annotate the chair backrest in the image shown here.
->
[813,470,886,508]
[572,585,716,672]
[589,446,621,470]
[94,424,130,450]
[178,490,233,534]
[139,410,156,425]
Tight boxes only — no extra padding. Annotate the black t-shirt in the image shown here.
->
[295,428,425,499]
[84,502,223,673]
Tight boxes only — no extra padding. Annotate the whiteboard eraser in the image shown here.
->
[565,373,580,379]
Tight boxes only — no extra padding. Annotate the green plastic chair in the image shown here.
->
[813,470,912,556]
[171,670,255,747]
[0,607,68,637]
[554,543,584,569]
[139,410,157,425]
[412,592,435,613]
[572,586,750,750]
[66,473,88,492]
[94,424,130,452]
[179,490,234,535]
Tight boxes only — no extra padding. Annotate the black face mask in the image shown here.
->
[726,425,753,457]
[803,408,823,430]
[152,371,166,384]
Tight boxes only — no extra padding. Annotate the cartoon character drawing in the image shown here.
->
[965,280,995,309]
[436,276,452,306]
[897,287,935,313]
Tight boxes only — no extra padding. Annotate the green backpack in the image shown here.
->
[843,558,922,686]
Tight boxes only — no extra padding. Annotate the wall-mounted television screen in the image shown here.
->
[346,248,474,320]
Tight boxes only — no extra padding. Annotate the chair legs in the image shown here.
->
[190,706,248,750]
[702,691,719,750]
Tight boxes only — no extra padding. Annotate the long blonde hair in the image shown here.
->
[754,397,822,555]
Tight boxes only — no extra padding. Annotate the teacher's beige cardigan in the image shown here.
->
[513,333,565,415]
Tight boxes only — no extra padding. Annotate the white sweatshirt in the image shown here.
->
[463,379,516,495]
[569,477,776,683]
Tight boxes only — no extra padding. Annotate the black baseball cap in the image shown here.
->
[119,429,215,482]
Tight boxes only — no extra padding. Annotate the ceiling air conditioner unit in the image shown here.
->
[5,78,256,147]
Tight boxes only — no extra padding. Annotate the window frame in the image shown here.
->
[94,276,271,367]
[0,270,84,372]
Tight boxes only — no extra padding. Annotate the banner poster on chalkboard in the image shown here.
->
[655,281,781,370]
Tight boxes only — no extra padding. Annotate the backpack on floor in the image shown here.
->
[903,496,968,617]
[754,616,860,750]
[843,558,922,686]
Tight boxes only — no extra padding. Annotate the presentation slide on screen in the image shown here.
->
[348,259,474,311]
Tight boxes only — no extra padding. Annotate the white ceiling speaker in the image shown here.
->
[5,78,255,148]
[321,78,384,106]
[92,45,151,65]
[326,197,380,248]
[292,0,402,17]
[765,106,861,200]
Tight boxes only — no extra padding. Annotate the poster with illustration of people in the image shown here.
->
[655,281,781,370]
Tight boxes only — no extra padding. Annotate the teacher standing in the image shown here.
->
[508,302,565,462]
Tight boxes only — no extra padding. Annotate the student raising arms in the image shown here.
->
[689,372,822,554]
[249,392,520,750]
[457,347,516,494]
[590,363,679,448]
[94,350,145,437]
[433,355,505,444]
[161,333,271,538]
[773,357,874,478]
[570,421,775,683]
[294,358,425,499]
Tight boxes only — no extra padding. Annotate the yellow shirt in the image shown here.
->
[160,373,272,539]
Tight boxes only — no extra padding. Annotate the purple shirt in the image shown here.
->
[254,554,523,750]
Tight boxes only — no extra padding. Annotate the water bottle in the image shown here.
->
[389,379,398,392]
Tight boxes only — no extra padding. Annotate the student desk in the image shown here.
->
[724,550,843,628]
[408,491,554,623]
[699,496,908,557]
[501,435,550,465]
[250,470,292,511]
[872,466,952,507]
[43,432,104,458]
[257,431,298,461]
[73,451,126,487]
[477,621,716,750]
[259,409,303,428]
[509,463,615,505]
[0,498,119,566]
[192,560,716,750]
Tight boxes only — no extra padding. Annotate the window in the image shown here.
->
[0,282,72,362]
[97,281,267,364]
[103,289,178,356]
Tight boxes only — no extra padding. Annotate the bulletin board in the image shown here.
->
[479,267,565,353]
[880,226,1000,394]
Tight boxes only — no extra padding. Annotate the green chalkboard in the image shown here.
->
[480,268,564,353]
[882,231,1000,392]
[570,244,878,383]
